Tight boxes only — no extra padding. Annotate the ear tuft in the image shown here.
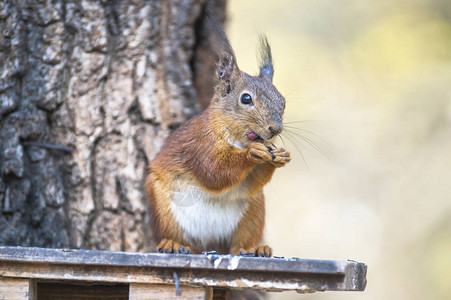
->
[258,36,274,81]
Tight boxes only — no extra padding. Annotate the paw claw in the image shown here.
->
[270,148,291,168]
[156,239,192,254]
[236,245,272,257]
[248,143,291,167]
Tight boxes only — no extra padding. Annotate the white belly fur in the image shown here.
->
[169,179,249,250]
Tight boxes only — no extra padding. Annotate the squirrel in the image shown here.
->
[145,16,291,257]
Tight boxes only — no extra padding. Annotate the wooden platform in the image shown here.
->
[0,246,367,299]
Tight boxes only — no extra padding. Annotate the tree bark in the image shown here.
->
[0,0,225,251]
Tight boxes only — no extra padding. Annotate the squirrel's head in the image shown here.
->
[209,29,285,149]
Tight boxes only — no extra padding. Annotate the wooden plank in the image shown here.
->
[0,246,351,274]
[0,260,360,293]
[0,278,36,300]
[0,246,367,293]
[205,287,213,300]
[344,259,368,291]
[129,283,207,300]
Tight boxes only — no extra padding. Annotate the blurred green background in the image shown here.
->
[227,0,451,299]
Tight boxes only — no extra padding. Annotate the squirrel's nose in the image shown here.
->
[268,125,282,136]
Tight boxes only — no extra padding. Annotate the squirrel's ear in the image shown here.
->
[218,52,239,82]
[258,36,274,82]
[205,11,241,92]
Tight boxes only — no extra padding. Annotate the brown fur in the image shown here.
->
[145,18,291,256]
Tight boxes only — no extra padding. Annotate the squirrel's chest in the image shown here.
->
[169,181,249,249]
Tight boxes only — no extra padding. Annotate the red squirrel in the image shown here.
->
[145,18,291,257]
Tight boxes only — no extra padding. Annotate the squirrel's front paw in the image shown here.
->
[247,142,273,164]
[157,238,192,254]
[269,147,291,168]
[248,143,291,167]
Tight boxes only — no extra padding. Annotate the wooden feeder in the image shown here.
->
[0,246,367,299]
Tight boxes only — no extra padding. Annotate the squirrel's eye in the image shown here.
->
[240,93,253,105]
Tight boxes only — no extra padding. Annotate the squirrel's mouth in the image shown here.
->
[246,132,265,143]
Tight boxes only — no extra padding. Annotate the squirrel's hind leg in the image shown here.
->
[229,193,269,256]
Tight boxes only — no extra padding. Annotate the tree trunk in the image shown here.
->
[0,0,225,251]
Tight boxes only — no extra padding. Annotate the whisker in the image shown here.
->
[276,134,287,149]
[284,97,307,104]
[283,125,329,144]
[285,130,319,151]
[284,129,323,152]
[282,88,302,99]
[280,131,309,170]
[284,120,318,124]
[283,129,330,161]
